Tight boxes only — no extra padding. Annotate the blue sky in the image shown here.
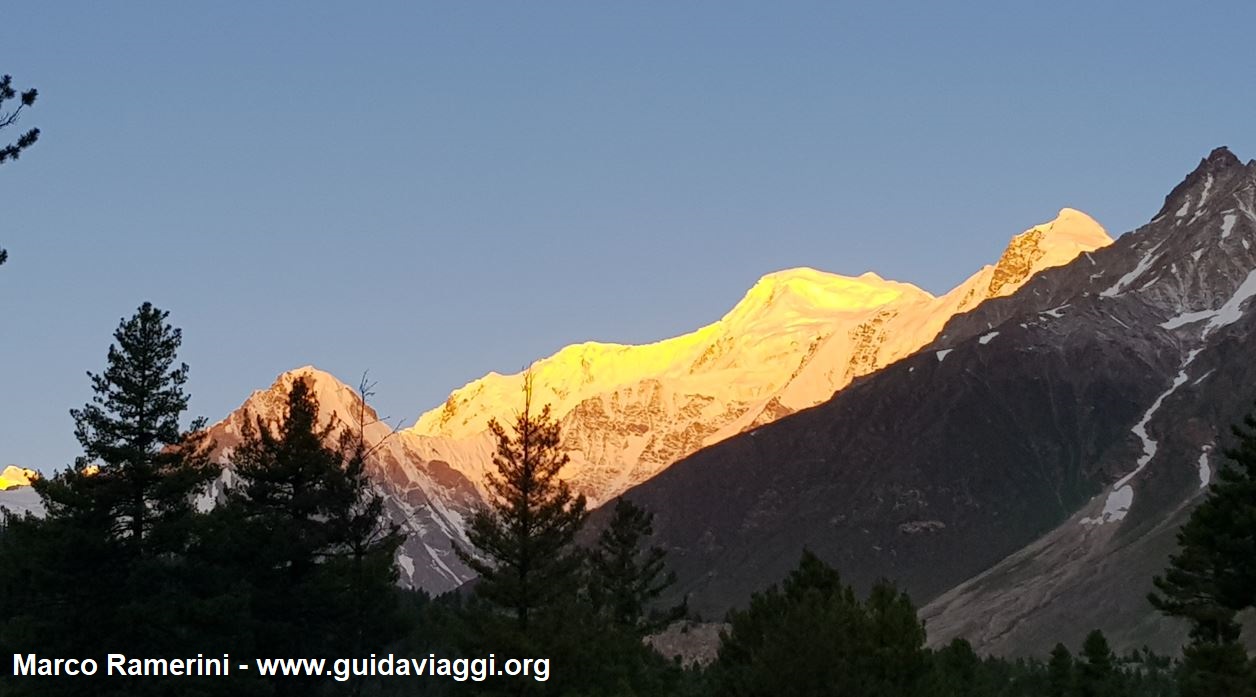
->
[3,2,1254,468]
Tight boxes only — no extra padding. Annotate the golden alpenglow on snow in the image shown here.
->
[409,209,1112,506]
[0,465,37,490]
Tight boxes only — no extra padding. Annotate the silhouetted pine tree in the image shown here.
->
[1077,630,1117,697]
[711,550,928,697]
[0,303,230,697]
[864,579,929,695]
[0,73,38,166]
[63,302,215,556]
[222,376,405,697]
[1046,642,1075,697]
[1150,405,1256,696]
[588,497,680,635]
[1,72,39,267]
[454,374,588,633]
[923,639,984,697]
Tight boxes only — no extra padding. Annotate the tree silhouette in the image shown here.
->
[0,303,226,697]
[455,372,588,633]
[588,496,680,635]
[1,73,39,267]
[0,74,38,165]
[1150,405,1256,696]
[222,375,405,696]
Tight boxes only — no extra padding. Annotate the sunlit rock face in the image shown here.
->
[409,210,1111,507]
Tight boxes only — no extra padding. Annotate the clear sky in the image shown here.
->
[3,1,1254,469]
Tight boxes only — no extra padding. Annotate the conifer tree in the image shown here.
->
[0,73,39,166]
[61,302,215,556]
[0,303,227,697]
[711,550,928,697]
[1046,643,1075,697]
[1176,641,1255,697]
[1077,630,1116,697]
[455,374,588,633]
[588,497,679,635]
[1150,406,1256,696]
[223,375,405,696]
[864,579,929,694]
[925,639,984,697]
[1,72,39,267]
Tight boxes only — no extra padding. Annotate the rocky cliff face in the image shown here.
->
[408,211,1111,508]
[608,147,1256,655]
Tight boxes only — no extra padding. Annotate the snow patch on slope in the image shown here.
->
[1101,241,1163,298]
[1084,261,1256,525]
[1082,349,1202,525]
[1220,212,1237,239]
[1161,269,1256,331]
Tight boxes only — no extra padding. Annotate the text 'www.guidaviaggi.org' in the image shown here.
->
[12,653,551,683]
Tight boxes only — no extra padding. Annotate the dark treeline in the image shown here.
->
[1,304,1254,696]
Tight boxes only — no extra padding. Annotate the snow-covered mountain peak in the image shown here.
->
[986,208,1111,298]
[0,465,37,491]
[1038,208,1112,248]
[722,267,933,328]
[411,268,937,442]
[219,366,383,445]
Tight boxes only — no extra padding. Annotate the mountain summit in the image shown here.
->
[0,465,36,491]
[409,208,1111,506]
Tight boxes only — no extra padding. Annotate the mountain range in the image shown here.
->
[3,147,1253,656]
[407,207,1111,509]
